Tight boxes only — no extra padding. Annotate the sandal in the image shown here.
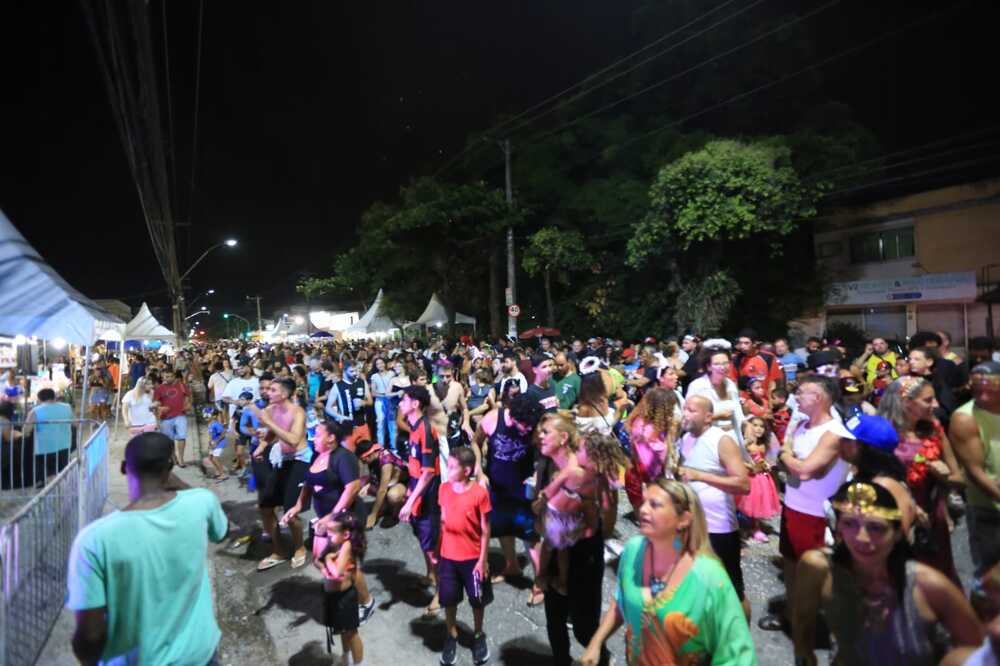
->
[526,586,546,607]
[257,554,288,571]
[425,598,441,615]
[757,614,787,632]
[491,565,521,584]
[290,552,308,569]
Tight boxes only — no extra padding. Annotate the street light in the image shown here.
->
[188,288,216,309]
[179,240,238,282]
[185,310,209,320]
[223,312,252,337]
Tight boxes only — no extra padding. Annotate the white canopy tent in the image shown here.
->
[124,302,176,342]
[344,289,399,339]
[0,209,126,417]
[412,293,477,330]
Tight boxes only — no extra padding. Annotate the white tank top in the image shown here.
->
[679,426,737,534]
[784,416,851,517]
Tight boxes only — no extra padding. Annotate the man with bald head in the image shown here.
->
[551,352,580,410]
[678,395,751,619]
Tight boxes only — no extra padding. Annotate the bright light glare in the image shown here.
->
[13,335,26,346]
[436,323,443,328]
[224,239,238,247]
[293,316,305,325]
[200,306,207,311]
[207,289,215,294]
[52,337,67,350]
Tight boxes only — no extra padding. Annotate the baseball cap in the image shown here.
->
[971,361,1000,376]
[839,377,861,394]
[844,414,898,452]
[807,350,841,370]
[644,336,657,344]
[622,348,635,359]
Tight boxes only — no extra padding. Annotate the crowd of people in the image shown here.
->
[66,328,1000,665]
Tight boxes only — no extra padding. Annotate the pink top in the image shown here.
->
[629,417,668,479]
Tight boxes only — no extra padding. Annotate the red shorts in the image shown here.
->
[779,505,827,561]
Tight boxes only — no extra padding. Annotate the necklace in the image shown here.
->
[646,540,682,597]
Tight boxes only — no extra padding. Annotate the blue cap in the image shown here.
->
[844,414,899,452]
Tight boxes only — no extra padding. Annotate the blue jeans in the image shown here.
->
[374,396,397,453]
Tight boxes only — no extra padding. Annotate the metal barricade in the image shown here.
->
[0,421,109,666]
[2,418,88,507]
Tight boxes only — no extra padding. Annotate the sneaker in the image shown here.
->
[358,596,376,626]
[472,632,490,665]
[440,635,458,666]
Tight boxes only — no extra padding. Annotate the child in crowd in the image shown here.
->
[770,387,792,444]
[437,447,492,666]
[203,407,228,482]
[230,389,254,477]
[870,360,893,406]
[740,376,771,418]
[317,510,366,665]
[737,416,781,542]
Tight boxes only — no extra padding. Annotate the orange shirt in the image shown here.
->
[729,351,783,394]
[439,481,491,561]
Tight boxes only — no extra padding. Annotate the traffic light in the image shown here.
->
[223,313,229,319]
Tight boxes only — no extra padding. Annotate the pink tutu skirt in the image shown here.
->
[738,472,781,519]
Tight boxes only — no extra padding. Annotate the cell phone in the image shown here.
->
[472,568,482,601]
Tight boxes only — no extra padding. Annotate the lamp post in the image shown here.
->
[172,240,237,335]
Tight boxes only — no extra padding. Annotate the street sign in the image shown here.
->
[507,304,521,317]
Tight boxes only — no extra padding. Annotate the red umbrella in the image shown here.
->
[519,327,561,339]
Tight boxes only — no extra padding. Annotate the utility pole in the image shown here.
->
[501,138,517,340]
[247,295,263,332]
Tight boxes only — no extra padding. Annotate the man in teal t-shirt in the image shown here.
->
[68,432,228,665]
[552,352,582,410]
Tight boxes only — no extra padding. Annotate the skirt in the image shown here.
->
[737,472,781,519]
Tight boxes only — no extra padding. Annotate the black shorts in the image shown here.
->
[324,585,359,634]
[709,531,745,600]
[259,459,309,511]
[438,557,493,609]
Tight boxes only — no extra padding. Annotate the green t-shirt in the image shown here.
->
[616,536,757,666]
[551,372,581,410]
[68,488,228,665]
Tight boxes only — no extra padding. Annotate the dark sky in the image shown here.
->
[4,1,998,324]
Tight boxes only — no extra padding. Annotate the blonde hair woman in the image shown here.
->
[581,479,756,666]
[122,378,159,436]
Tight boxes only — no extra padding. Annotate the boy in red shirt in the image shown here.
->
[437,446,492,666]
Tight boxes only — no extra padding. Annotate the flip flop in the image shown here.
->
[757,614,787,632]
[526,586,545,607]
[290,552,308,569]
[257,555,288,571]
[227,535,252,551]
[424,600,441,615]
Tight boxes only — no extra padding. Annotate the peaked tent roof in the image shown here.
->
[344,289,398,335]
[415,293,476,326]
[125,303,176,342]
[0,210,125,346]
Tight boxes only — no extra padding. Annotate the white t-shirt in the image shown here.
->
[498,372,528,397]
[685,375,744,446]
[123,392,157,427]
[784,416,851,517]
[679,426,738,533]
[207,372,230,402]
[221,377,260,419]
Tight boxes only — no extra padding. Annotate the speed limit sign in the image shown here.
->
[507,304,521,317]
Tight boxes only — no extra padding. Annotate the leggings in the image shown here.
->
[543,532,609,666]
[374,396,397,452]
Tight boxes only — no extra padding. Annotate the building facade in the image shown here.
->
[791,177,1000,352]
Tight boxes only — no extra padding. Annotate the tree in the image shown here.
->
[628,139,820,267]
[673,270,742,336]
[522,226,593,327]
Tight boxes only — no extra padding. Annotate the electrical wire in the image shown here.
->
[527,0,839,144]
[188,0,205,226]
[432,0,758,176]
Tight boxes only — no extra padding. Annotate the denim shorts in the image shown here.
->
[160,415,188,441]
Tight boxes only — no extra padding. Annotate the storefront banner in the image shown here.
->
[827,271,977,306]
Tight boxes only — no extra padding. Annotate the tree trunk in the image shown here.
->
[489,248,501,339]
[544,268,555,328]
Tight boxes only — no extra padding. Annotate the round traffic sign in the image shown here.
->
[507,304,521,317]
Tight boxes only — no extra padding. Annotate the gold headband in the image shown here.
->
[832,482,901,521]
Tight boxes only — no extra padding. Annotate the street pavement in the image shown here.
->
[38,418,977,665]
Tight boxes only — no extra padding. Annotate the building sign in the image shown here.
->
[0,339,15,368]
[827,271,977,306]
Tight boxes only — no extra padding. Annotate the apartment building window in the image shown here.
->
[849,226,915,263]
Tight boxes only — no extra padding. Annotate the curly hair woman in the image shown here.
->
[623,388,680,513]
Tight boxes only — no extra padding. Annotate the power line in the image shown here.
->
[500,0,770,138]
[823,153,1000,200]
[432,0,755,176]
[187,0,205,224]
[161,0,177,217]
[528,0,839,144]
[614,4,964,153]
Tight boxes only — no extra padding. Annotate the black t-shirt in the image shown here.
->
[314,446,360,517]
[681,354,701,392]
[526,383,559,413]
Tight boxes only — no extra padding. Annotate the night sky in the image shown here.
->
[4,1,998,323]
